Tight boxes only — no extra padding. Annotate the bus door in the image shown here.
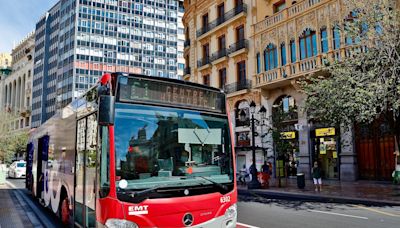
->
[36,135,49,200]
[75,114,98,228]
[26,142,34,191]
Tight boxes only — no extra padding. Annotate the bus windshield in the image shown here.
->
[114,103,234,195]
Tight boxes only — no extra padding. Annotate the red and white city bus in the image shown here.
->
[26,73,237,227]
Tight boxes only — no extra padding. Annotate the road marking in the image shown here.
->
[237,222,261,228]
[6,179,18,189]
[308,209,369,220]
[354,205,400,217]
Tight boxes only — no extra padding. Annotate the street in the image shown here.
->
[3,178,400,228]
[237,194,400,228]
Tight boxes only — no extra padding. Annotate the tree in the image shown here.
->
[0,111,29,164]
[301,0,400,145]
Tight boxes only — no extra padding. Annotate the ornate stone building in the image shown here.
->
[1,32,35,131]
[183,0,269,171]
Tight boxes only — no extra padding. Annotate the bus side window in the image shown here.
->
[98,126,110,198]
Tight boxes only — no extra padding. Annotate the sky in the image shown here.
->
[0,0,59,53]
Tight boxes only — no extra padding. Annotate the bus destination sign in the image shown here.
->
[118,77,225,112]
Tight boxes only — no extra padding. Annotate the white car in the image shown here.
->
[8,161,26,179]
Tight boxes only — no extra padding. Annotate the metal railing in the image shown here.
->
[184,67,191,75]
[197,57,211,68]
[225,80,252,93]
[184,39,190,48]
[211,48,228,62]
[196,4,247,37]
[228,39,248,54]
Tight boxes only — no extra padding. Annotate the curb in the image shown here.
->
[238,188,400,206]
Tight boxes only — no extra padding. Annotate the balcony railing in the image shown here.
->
[211,48,228,62]
[225,80,252,93]
[184,67,191,75]
[197,57,211,68]
[254,0,326,34]
[184,39,190,48]
[228,39,248,54]
[196,4,247,37]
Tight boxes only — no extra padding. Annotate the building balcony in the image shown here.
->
[196,3,247,39]
[254,0,328,34]
[210,48,228,63]
[184,67,191,76]
[197,57,211,70]
[253,55,325,89]
[19,106,31,117]
[184,39,190,49]
[225,80,252,94]
[228,39,248,57]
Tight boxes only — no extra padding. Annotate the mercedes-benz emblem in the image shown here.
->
[182,213,194,227]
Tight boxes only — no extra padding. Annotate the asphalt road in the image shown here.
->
[7,179,400,228]
[237,194,400,228]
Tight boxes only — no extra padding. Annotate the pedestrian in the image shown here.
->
[261,161,269,173]
[239,164,248,185]
[312,161,322,192]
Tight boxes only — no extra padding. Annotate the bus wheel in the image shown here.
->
[60,196,70,225]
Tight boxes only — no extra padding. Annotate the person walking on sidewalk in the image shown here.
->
[312,161,322,192]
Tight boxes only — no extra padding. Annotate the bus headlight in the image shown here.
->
[224,203,237,220]
[105,219,138,228]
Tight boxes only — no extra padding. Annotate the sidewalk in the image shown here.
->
[0,182,34,228]
[238,178,400,206]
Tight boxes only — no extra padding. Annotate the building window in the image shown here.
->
[218,35,226,50]
[235,0,243,7]
[280,43,287,66]
[219,68,226,89]
[299,29,317,60]
[333,25,341,50]
[203,43,210,59]
[236,25,244,41]
[217,3,225,19]
[290,39,296,63]
[256,53,261,74]
[264,43,278,71]
[273,0,286,13]
[237,61,246,84]
[321,27,328,53]
[202,13,208,28]
[203,74,210,86]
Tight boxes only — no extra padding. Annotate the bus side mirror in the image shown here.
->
[98,95,115,126]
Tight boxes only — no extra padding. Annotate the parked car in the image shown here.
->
[8,160,26,179]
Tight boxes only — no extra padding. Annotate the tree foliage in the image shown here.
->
[0,111,29,164]
[301,0,400,132]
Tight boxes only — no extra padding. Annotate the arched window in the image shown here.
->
[280,43,287,66]
[264,43,278,71]
[290,39,296,63]
[256,53,261,74]
[320,27,328,53]
[332,25,341,50]
[299,29,317,60]
[235,100,250,127]
[272,95,298,122]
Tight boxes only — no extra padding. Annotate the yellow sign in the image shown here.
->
[333,151,338,158]
[280,131,296,139]
[316,127,336,137]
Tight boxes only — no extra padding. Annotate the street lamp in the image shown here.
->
[240,101,267,189]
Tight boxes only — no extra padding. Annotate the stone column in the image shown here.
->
[297,115,311,179]
[339,124,358,181]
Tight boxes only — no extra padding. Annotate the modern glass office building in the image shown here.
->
[32,0,184,127]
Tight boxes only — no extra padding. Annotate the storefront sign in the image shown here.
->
[280,131,296,139]
[315,127,335,137]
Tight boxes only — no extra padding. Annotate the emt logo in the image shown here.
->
[128,205,149,215]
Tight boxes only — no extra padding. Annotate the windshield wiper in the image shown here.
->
[197,176,228,191]
[129,185,166,198]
